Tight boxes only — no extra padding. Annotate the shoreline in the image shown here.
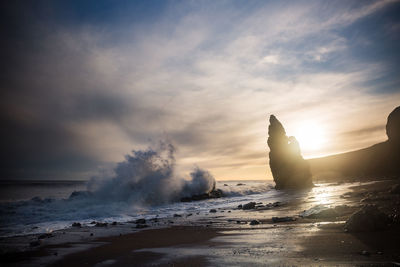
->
[1,179,400,266]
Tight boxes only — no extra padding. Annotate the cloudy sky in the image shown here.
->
[1,0,399,180]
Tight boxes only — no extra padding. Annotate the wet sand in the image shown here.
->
[1,179,400,266]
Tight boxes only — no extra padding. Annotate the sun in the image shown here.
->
[293,122,326,152]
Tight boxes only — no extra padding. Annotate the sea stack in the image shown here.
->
[267,115,313,189]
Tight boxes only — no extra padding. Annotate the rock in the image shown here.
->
[242,202,256,210]
[90,221,96,224]
[90,233,93,236]
[345,205,390,232]
[38,233,52,239]
[386,106,400,144]
[272,216,296,223]
[136,224,149,229]
[95,222,108,227]
[180,189,224,202]
[237,204,243,209]
[236,183,245,186]
[111,221,117,225]
[249,220,260,225]
[267,115,313,189]
[173,214,182,217]
[135,218,146,224]
[72,222,81,227]
[186,213,193,217]
[224,184,228,186]
[209,209,217,213]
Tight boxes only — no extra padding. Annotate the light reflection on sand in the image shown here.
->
[133,182,377,266]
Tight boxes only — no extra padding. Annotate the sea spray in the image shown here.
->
[85,142,216,205]
[0,142,218,236]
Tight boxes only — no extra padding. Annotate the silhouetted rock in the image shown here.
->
[345,205,390,232]
[249,220,260,225]
[209,209,217,213]
[242,202,256,210]
[95,222,108,227]
[272,216,296,223]
[267,115,313,189]
[386,106,400,144]
[72,222,81,227]
[309,106,400,180]
[180,189,224,202]
[135,218,146,224]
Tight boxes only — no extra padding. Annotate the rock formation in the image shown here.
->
[267,115,313,189]
[308,105,400,180]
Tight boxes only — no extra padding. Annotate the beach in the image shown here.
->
[1,179,399,266]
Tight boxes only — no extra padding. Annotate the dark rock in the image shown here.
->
[135,224,149,229]
[267,115,313,189]
[186,213,193,217]
[242,202,256,210]
[345,205,390,232]
[224,184,228,186]
[209,209,217,213]
[386,106,400,144]
[135,218,146,224]
[181,189,224,202]
[272,216,296,223]
[90,233,93,236]
[90,221,96,224]
[236,183,245,186]
[38,233,52,239]
[249,220,260,225]
[111,221,117,225]
[237,204,243,209]
[309,106,400,180]
[95,222,108,227]
[72,222,81,227]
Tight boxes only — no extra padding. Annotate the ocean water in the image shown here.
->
[0,180,274,237]
[0,179,361,238]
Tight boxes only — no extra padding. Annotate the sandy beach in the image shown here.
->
[1,179,399,266]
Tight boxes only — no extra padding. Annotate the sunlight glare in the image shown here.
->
[294,122,326,151]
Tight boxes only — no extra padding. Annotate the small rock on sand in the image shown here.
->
[242,202,256,210]
[209,209,217,213]
[72,222,81,227]
[249,220,260,225]
[272,216,296,223]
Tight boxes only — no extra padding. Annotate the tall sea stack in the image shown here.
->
[267,115,313,189]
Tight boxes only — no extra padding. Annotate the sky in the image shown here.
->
[1,0,399,181]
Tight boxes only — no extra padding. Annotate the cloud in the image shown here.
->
[1,0,399,180]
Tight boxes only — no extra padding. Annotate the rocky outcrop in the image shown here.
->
[180,189,224,202]
[309,106,400,180]
[344,205,390,232]
[267,115,313,189]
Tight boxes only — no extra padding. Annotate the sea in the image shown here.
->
[0,179,359,238]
